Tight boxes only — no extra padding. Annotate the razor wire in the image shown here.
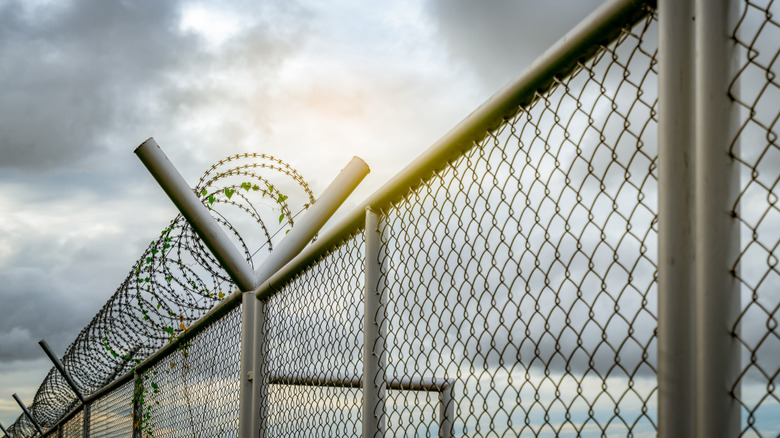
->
[6,153,314,435]
[730,0,780,436]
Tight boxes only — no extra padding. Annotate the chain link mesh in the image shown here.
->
[730,0,780,436]
[61,410,83,438]
[377,11,658,436]
[262,233,366,437]
[141,305,243,437]
[89,381,133,438]
[12,1,778,435]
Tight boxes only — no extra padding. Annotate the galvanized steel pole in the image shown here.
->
[12,393,43,436]
[238,292,256,438]
[658,0,695,435]
[135,138,257,292]
[695,0,741,435]
[253,156,369,285]
[83,403,90,437]
[438,383,453,438]
[253,299,267,438]
[38,340,86,404]
[363,208,386,438]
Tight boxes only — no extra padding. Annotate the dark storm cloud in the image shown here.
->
[0,0,190,170]
[0,0,308,172]
[426,0,606,87]
[0,267,91,361]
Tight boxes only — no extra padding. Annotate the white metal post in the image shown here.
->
[253,299,267,438]
[657,0,696,436]
[253,157,369,285]
[363,208,386,438]
[239,292,256,438]
[695,0,741,436]
[135,138,257,292]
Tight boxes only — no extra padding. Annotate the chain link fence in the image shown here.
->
[730,0,780,436]
[262,233,365,437]
[5,0,780,436]
[375,11,658,436]
[142,305,243,437]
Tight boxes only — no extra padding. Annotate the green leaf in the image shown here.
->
[225,188,235,199]
[201,189,207,196]
[278,213,285,223]
[208,194,215,204]
[277,194,288,203]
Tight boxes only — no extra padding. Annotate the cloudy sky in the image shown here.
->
[0,0,610,427]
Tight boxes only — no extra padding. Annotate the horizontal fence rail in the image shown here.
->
[6,0,779,437]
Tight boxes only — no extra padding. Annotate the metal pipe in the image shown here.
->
[135,138,257,292]
[132,371,142,438]
[12,394,44,436]
[657,0,695,436]
[253,299,267,438]
[266,372,453,435]
[0,421,9,438]
[267,372,451,392]
[83,403,90,438]
[438,384,453,438]
[38,340,86,404]
[363,208,386,438]
[695,0,741,436]
[253,156,369,286]
[238,292,256,438]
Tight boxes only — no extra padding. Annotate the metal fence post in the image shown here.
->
[83,403,90,438]
[694,0,741,436]
[438,383,453,438]
[38,340,86,404]
[12,394,43,436]
[657,0,696,436]
[133,371,142,438]
[239,292,257,438]
[0,421,9,438]
[253,299,267,438]
[364,208,386,438]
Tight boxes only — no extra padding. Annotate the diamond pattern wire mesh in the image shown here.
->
[61,411,83,438]
[141,305,243,438]
[730,0,780,436]
[377,12,658,437]
[262,233,366,437]
[89,381,133,438]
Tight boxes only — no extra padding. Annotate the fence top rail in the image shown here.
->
[254,0,655,301]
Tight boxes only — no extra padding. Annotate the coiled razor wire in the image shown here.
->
[7,153,314,434]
